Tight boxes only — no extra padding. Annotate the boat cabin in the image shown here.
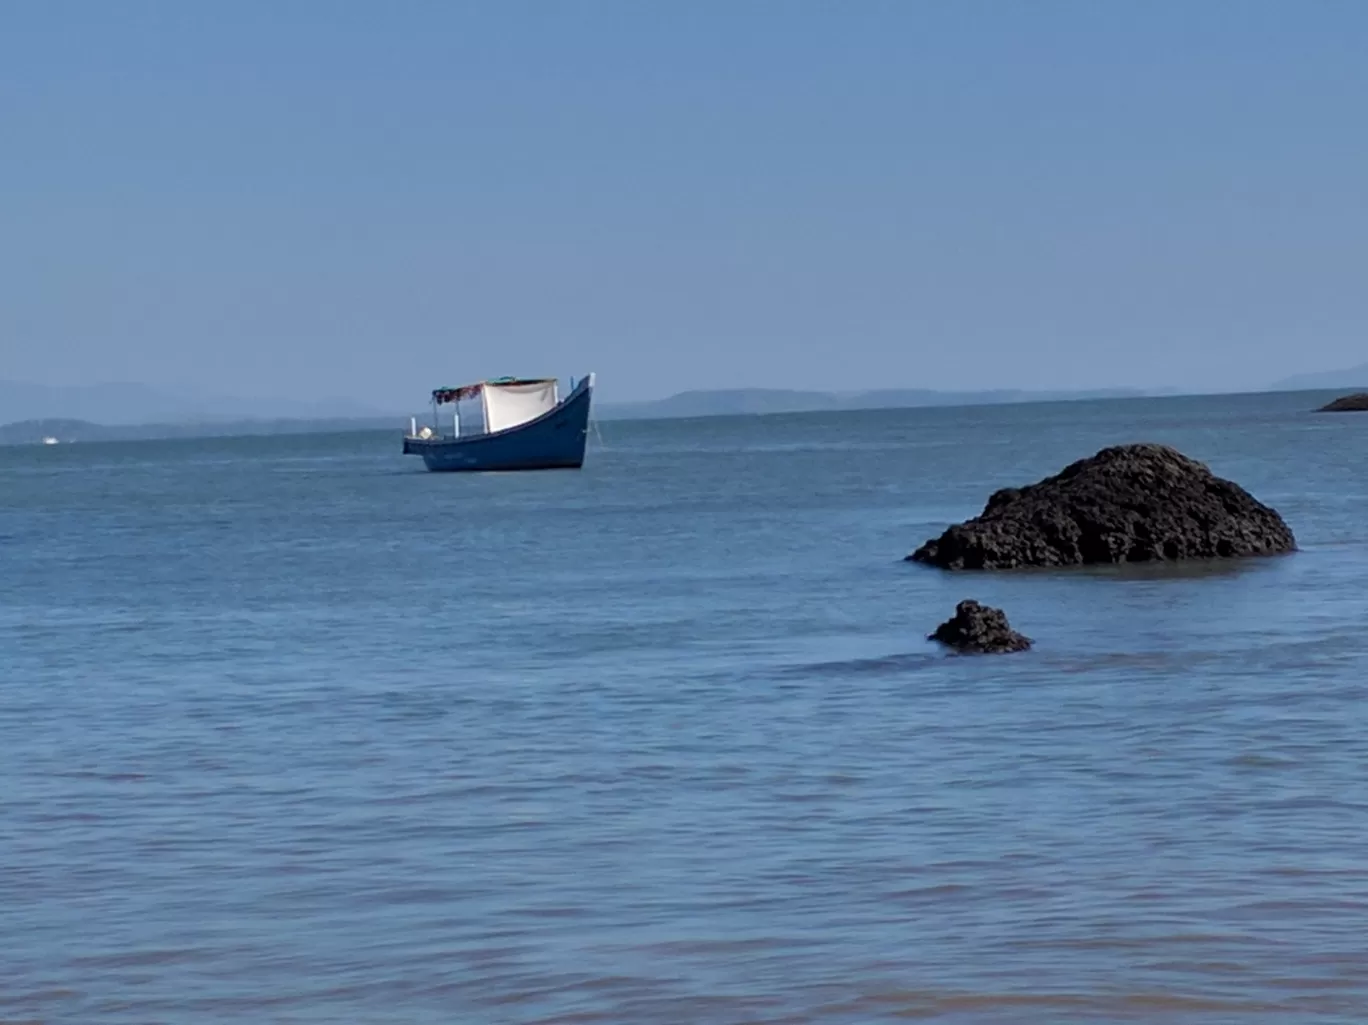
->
[410,377,566,440]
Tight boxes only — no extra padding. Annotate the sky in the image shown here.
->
[2,1,1365,405]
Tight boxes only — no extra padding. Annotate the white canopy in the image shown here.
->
[482,379,560,433]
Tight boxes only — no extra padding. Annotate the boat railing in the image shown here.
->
[405,416,489,441]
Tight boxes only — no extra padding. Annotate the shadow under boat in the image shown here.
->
[403,373,595,472]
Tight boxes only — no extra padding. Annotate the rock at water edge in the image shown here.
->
[929,600,1032,654]
[1318,393,1368,413]
[908,443,1296,570]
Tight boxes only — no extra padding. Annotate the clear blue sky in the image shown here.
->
[2,1,1365,404]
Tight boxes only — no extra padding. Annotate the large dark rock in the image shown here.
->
[908,443,1295,570]
[1319,393,1368,412]
[929,600,1031,654]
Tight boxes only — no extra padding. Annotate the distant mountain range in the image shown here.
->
[0,416,398,446]
[2,362,1365,445]
[595,386,1172,420]
[1267,362,1368,392]
[0,379,397,426]
[3,378,1170,433]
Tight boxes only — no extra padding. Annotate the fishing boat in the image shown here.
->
[403,374,595,472]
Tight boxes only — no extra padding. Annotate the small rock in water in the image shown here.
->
[1318,393,1368,413]
[908,443,1296,570]
[929,600,1032,654]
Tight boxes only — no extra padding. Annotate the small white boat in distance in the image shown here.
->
[41,436,59,445]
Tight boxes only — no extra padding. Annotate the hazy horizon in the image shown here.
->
[3,362,1366,429]
[3,3,1366,408]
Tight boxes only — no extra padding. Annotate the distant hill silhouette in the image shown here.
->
[1269,362,1368,392]
[5,378,1182,433]
[596,386,1166,420]
[0,379,398,426]
[18,372,1364,441]
[3,381,1193,443]
[0,416,398,447]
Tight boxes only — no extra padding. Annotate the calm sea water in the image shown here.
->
[3,391,1367,1024]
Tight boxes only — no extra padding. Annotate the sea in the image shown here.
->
[3,389,1367,1025]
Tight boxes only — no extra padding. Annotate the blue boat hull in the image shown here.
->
[403,375,593,472]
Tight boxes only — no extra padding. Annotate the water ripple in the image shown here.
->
[3,397,1368,1023]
